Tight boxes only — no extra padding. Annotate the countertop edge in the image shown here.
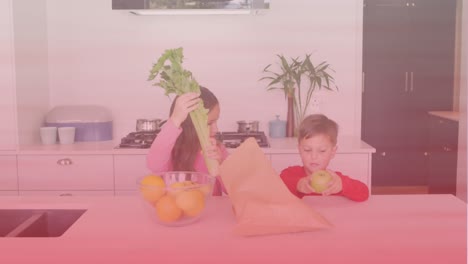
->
[428,111,459,122]
[10,138,376,155]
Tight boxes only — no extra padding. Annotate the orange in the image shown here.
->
[196,184,212,196]
[175,189,206,217]
[140,174,166,204]
[155,195,182,223]
[168,181,195,197]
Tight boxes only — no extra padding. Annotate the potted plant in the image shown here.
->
[260,54,338,137]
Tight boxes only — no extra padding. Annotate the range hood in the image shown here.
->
[112,0,270,15]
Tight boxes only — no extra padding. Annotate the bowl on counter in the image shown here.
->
[137,171,215,227]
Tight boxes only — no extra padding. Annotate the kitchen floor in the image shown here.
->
[371,185,429,195]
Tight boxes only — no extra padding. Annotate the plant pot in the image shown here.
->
[286,96,295,137]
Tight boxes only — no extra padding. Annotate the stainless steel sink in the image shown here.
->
[0,209,86,237]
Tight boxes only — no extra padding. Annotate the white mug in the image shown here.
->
[58,127,76,144]
[40,127,58,145]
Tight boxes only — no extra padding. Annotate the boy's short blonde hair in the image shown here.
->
[298,114,338,145]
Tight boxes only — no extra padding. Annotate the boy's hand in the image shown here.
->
[297,175,317,194]
[321,170,343,196]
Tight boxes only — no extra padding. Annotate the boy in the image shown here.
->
[280,114,369,202]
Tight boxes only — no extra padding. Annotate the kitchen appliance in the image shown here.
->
[136,119,166,132]
[216,131,269,148]
[236,120,259,133]
[118,130,159,148]
[45,105,113,142]
[112,0,270,15]
[118,118,167,148]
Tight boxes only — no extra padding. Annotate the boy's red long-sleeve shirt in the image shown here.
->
[280,166,369,202]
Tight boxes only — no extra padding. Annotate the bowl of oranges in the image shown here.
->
[138,171,215,226]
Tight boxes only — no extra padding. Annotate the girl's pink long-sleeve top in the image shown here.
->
[146,120,228,195]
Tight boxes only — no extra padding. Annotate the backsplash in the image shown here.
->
[9,0,364,145]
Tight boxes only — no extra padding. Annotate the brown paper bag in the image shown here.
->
[219,137,333,236]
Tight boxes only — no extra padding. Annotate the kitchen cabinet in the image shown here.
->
[114,155,152,194]
[269,153,371,188]
[17,155,114,194]
[18,191,114,196]
[10,138,373,196]
[362,0,456,187]
[0,191,17,196]
[427,116,458,194]
[0,155,17,192]
[0,0,17,150]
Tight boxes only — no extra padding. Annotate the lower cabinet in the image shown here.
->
[18,191,114,196]
[17,155,114,193]
[0,155,17,192]
[114,155,152,194]
[427,116,458,195]
[270,153,371,188]
[0,191,18,196]
[9,150,373,195]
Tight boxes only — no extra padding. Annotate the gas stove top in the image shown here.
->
[117,130,270,149]
[216,131,270,148]
[117,131,159,149]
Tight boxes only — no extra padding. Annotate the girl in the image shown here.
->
[146,86,228,195]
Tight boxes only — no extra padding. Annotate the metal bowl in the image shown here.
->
[136,119,166,132]
[237,120,259,133]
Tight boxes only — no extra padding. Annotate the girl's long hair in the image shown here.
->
[170,86,219,171]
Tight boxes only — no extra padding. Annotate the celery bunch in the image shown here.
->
[148,48,219,176]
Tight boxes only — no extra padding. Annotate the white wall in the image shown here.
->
[13,0,49,146]
[0,0,18,150]
[45,0,363,143]
[456,0,467,202]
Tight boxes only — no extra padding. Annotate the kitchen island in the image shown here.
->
[0,194,465,264]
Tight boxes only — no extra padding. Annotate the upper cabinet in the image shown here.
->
[0,0,17,150]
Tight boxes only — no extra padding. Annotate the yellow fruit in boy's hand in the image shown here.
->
[175,189,205,217]
[309,170,332,193]
[155,195,182,223]
[140,174,166,204]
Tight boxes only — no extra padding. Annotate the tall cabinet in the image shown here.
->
[362,0,456,187]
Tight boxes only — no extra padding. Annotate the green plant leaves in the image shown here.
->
[259,53,338,125]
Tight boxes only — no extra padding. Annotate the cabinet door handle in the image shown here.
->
[410,72,414,92]
[57,158,73,166]
[362,72,365,93]
[405,72,408,92]
[59,193,73,197]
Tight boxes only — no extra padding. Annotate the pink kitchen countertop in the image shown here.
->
[0,195,465,264]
